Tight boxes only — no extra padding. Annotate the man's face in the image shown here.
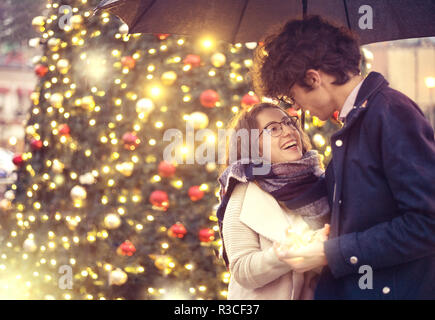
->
[285,71,337,121]
[288,83,335,121]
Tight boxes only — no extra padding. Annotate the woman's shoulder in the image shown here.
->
[230,181,268,199]
[223,182,249,223]
[232,181,249,194]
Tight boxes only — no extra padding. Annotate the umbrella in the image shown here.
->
[93,0,435,45]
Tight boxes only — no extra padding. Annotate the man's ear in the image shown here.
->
[304,69,321,89]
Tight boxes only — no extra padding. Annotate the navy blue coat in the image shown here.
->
[315,72,435,299]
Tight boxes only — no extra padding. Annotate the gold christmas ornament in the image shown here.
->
[23,238,38,252]
[70,15,83,29]
[116,162,134,177]
[119,24,129,35]
[104,213,122,229]
[109,268,128,286]
[205,162,217,172]
[30,92,40,105]
[31,16,46,32]
[80,96,95,111]
[161,71,177,86]
[66,217,80,230]
[26,125,37,137]
[70,185,87,201]
[136,98,155,117]
[4,190,15,201]
[49,93,64,108]
[188,111,209,129]
[28,38,40,48]
[32,55,42,65]
[57,59,70,74]
[210,52,226,68]
[0,199,12,211]
[125,91,138,101]
[52,159,65,173]
[79,172,96,185]
[47,38,61,52]
[312,134,326,149]
[149,254,173,275]
[245,42,258,50]
[53,174,65,186]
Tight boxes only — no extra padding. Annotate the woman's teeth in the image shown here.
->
[282,142,297,150]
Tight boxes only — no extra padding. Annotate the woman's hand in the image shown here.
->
[273,224,330,272]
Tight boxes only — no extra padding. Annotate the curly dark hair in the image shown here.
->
[252,15,361,99]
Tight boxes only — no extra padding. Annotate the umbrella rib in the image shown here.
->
[129,0,158,34]
[93,0,126,15]
[302,0,307,18]
[231,0,250,44]
[342,0,351,30]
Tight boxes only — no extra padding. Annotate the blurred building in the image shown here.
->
[363,37,435,128]
[0,48,37,153]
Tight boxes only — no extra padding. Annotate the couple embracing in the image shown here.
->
[217,16,435,300]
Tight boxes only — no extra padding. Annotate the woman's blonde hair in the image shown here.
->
[220,103,312,174]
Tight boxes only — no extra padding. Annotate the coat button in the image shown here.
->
[350,256,358,264]
[335,140,343,147]
[338,200,342,205]
[382,287,391,294]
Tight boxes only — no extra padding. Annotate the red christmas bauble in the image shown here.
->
[241,93,260,109]
[155,33,170,40]
[117,240,136,256]
[332,111,339,121]
[30,139,43,151]
[158,161,176,178]
[58,124,70,136]
[149,190,169,210]
[168,222,187,239]
[200,90,219,108]
[121,56,136,69]
[12,154,24,167]
[188,186,204,202]
[122,132,140,150]
[198,228,215,242]
[35,64,48,78]
[183,54,201,67]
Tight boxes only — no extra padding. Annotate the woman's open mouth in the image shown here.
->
[281,140,298,150]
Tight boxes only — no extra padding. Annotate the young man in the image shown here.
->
[253,15,435,299]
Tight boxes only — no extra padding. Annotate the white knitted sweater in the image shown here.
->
[223,182,319,299]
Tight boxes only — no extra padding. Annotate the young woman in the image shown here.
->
[217,102,330,300]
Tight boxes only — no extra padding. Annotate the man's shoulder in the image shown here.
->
[366,85,424,119]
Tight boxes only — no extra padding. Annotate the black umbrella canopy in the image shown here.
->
[94,0,435,45]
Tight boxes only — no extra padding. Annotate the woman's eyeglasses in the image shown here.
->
[260,116,299,137]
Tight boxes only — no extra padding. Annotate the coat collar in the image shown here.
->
[354,72,389,108]
[334,72,389,136]
[239,182,290,243]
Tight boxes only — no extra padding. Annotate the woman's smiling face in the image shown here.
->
[256,108,303,163]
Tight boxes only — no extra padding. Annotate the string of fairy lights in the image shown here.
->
[0,0,341,300]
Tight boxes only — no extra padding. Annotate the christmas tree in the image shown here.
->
[0,0,340,300]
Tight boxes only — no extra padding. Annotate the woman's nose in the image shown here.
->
[281,123,296,136]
